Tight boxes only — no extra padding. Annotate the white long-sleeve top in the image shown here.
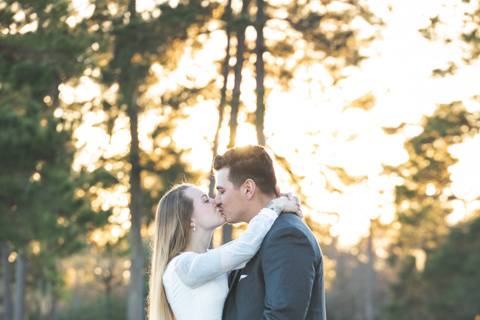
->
[162,208,279,320]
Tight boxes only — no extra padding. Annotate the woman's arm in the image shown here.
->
[174,194,300,288]
[174,208,277,288]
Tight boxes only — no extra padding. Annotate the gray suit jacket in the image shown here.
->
[222,212,327,320]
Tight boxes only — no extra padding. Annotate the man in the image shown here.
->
[214,145,326,320]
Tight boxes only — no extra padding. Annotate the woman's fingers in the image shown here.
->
[272,194,303,217]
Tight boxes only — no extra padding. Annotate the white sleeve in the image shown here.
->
[173,208,279,288]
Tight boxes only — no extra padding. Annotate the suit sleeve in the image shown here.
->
[261,226,317,320]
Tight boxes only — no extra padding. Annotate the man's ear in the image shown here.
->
[241,179,256,200]
[275,185,281,197]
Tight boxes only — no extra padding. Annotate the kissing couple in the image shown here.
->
[148,145,326,320]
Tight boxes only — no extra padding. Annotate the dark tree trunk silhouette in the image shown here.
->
[255,0,266,146]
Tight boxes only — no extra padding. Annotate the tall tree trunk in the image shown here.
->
[228,0,251,149]
[254,0,266,146]
[224,0,251,244]
[125,1,145,320]
[365,220,376,320]
[1,242,13,320]
[13,252,26,320]
[209,0,233,199]
[48,294,57,320]
[211,0,234,246]
[104,249,114,319]
[44,280,58,320]
[105,273,113,319]
[126,86,145,320]
[332,237,348,320]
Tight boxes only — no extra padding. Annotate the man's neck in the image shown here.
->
[244,193,276,223]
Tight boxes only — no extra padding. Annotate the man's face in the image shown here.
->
[215,168,246,223]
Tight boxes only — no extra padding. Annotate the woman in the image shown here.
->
[147,183,300,320]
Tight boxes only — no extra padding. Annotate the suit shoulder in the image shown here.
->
[264,213,322,254]
[265,213,311,241]
[272,212,311,232]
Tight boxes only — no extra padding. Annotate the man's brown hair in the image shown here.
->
[214,145,277,195]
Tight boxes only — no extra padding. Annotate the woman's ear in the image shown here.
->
[241,179,256,200]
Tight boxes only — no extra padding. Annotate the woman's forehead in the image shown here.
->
[186,186,204,198]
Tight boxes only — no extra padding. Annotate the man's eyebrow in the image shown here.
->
[216,186,224,190]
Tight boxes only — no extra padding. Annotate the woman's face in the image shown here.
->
[185,186,225,231]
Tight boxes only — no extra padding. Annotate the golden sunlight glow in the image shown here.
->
[64,267,77,287]
[8,251,17,263]
[66,0,480,247]
[31,241,41,255]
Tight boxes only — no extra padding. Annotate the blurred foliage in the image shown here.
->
[386,1,480,319]
[0,0,112,317]
[423,214,480,320]
[56,291,127,320]
[383,0,480,316]
[386,102,480,259]
[384,102,480,319]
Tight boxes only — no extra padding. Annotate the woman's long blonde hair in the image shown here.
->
[148,184,194,320]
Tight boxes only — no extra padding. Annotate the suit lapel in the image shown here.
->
[228,268,241,289]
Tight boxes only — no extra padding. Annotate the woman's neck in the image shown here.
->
[184,229,214,253]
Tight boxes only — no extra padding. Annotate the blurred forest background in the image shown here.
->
[1,0,480,319]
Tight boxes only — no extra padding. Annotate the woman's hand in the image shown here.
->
[268,193,302,218]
